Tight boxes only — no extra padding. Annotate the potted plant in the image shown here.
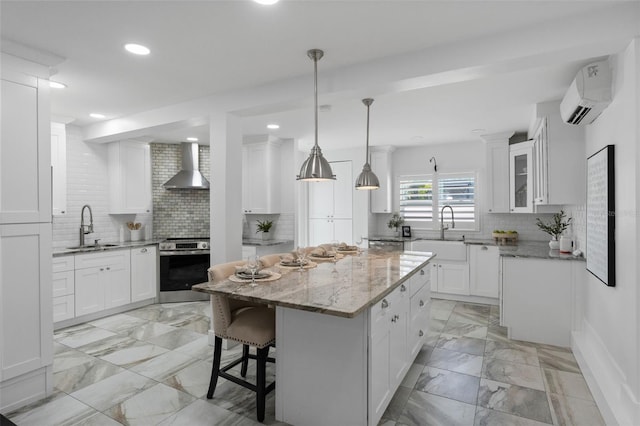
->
[536,210,572,249]
[387,212,404,236]
[256,219,274,240]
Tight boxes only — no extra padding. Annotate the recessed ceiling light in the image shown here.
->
[49,81,67,89]
[254,0,279,5]
[90,113,106,119]
[124,43,150,55]
[266,124,280,130]
[186,137,198,142]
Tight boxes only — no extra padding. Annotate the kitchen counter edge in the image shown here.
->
[53,240,162,257]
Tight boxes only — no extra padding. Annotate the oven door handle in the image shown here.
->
[160,250,210,256]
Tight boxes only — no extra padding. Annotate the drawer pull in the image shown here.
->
[100,268,104,271]
[106,267,110,271]
[400,284,406,292]
[419,330,424,337]
[141,248,147,253]
[419,300,425,307]
[381,299,389,309]
[481,246,488,251]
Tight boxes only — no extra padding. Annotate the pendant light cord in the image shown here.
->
[313,53,319,149]
[365,102,370,164]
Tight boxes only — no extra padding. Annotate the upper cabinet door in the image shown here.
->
[0,78,51,224]
[108,141,152,214]
[509,141,534,213]
[242,141,281,214]
[331,161,353,219]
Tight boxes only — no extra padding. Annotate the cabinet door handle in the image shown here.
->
[400,284,406,292]
[106,267,110,271]
[141,248,147,253]
[419,330,424,337]
[419,300,425,307]
[381,299,389,309]
[481,246,488,251]
[439,264,442,268]
[100,268,104,271]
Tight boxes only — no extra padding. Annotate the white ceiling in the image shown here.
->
[1,1,637,150]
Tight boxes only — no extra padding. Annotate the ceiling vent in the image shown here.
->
[560,59,612,125]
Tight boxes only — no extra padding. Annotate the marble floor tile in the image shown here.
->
[52,346,97,373]
[424,330,441,347]
[157,399,258,426]
[175,315,211,334]
[98,341,169,368]
[448,311,489,326]
[429,318,447,333]
[164,359,215,398]
[118,320,177,341]
[400,363,424,388]
[415,366,480,405]
[105,382,195,425]
[131,350,199,382]
[453,302,491,317]
[542,369,593,400]
[75,333,140,358]
[147,328,206,350]
[73,411,123,426]
[70,369,156,411]
[174,335,215,360]
[54,357,124,393]
[486,325,509,343]
[443,320,488,339]
[482,358,545,391]
[477,378,553,424]
[414,345,434,365]
[431,298,457,310]
[55,325,118,349]
[54,340,71,354]
[126,303,167,321]
[8,394,97,425]
[382,385,412,421]
[397,390,476,426]
[548,393,605,426]
[378,419,397,426]
[207,379,277,421]
[53,322,95,339]
[427,348,483,377]
[474,407,552,426]
[436,334,486,356]
[537,348,581,373]
[430,307,453,321]
[484,340,539,367]
[171,301,211,317]
[88,313,148,333]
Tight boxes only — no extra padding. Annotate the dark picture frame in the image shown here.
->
[586,144,615,287]
[402,226,411,238]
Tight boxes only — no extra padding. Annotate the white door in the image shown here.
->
[308,218,332,247]
[308,181,334,219]
[332,219,353,244]
[437,263,469,295]
[331,161,353,219]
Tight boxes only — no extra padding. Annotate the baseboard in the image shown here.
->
[0,366,51,413]
[572,319,639,425]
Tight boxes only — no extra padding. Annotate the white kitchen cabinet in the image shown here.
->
[469,245,499,298]
[242,140,281,214]
[530,101,585,206]
[75,250,131,316]
[501,257,579,347]
[131,245,157,302]
[108,141,152,214]
[509,141,534,213]
[51,122,67,216]
[430,262,470,295]
[484,136,510,213]
[369,147,394,213]
[408,277,430,358]
[52,255,75,322]
[308,161,353,245]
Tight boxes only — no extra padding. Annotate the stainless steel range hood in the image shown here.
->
[163,142,210,190]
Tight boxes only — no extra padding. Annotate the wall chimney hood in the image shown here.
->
[163,142,210,190]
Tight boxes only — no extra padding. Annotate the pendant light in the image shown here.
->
[355,98,380,190]
[297,49,335,181]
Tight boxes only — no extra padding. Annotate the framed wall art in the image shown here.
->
[586,144,615,287]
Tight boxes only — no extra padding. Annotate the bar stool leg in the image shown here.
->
[240,344,249,377]
[256,345,269,422]
[207,336,223,399]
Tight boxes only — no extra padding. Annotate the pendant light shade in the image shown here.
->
[355,98,380,190]
[297,49,335,181]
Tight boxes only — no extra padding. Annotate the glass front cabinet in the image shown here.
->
[509,141,534,213]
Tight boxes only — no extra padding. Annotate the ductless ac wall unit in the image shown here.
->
[560,59,612,125]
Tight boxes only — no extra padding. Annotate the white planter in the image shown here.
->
[548,238,559,250]
[261,232,273,241]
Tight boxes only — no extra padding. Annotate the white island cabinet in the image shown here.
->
[194,251,433,426]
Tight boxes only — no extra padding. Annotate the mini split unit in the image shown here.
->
[560,59,612,125]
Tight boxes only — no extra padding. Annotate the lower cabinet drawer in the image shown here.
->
[53,295,75,322]
[53,270,75,298]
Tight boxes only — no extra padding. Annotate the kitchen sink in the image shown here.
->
[66,243,120,250]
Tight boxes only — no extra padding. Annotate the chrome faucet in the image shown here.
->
[440,205,455,240]
[79,204,94,246]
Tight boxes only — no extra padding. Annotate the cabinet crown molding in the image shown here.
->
[479,131,515,143]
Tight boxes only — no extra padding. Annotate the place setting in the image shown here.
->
[307,246,344,262]
[278,248,318,271]
[228,255,281,286]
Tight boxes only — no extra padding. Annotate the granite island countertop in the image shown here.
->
[193,249,435,318]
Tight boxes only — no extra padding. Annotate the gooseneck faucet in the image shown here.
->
[79,204,94,246]
[440,205,455,240]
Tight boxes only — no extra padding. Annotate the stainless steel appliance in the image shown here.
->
[159,237,210,303]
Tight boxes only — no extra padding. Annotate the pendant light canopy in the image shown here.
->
[297,49,335,182]
[355,98,380,190]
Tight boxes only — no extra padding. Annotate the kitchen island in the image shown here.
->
[193,249,434,426]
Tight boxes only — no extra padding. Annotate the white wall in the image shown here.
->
[371,141,555,241]
[571,39,640,426]
[52,125,152,250]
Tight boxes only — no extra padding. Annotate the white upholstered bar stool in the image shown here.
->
[206,262,276,423]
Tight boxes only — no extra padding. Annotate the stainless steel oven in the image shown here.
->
[159,238,210,303]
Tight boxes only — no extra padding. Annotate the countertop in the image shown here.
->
[366,236,422,242]
[193,249,435,318]
[53,240,161,257]
[242,238,294,247]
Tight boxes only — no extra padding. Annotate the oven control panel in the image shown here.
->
[159,240,209,251]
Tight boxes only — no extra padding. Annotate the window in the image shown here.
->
[398,172,477,230]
